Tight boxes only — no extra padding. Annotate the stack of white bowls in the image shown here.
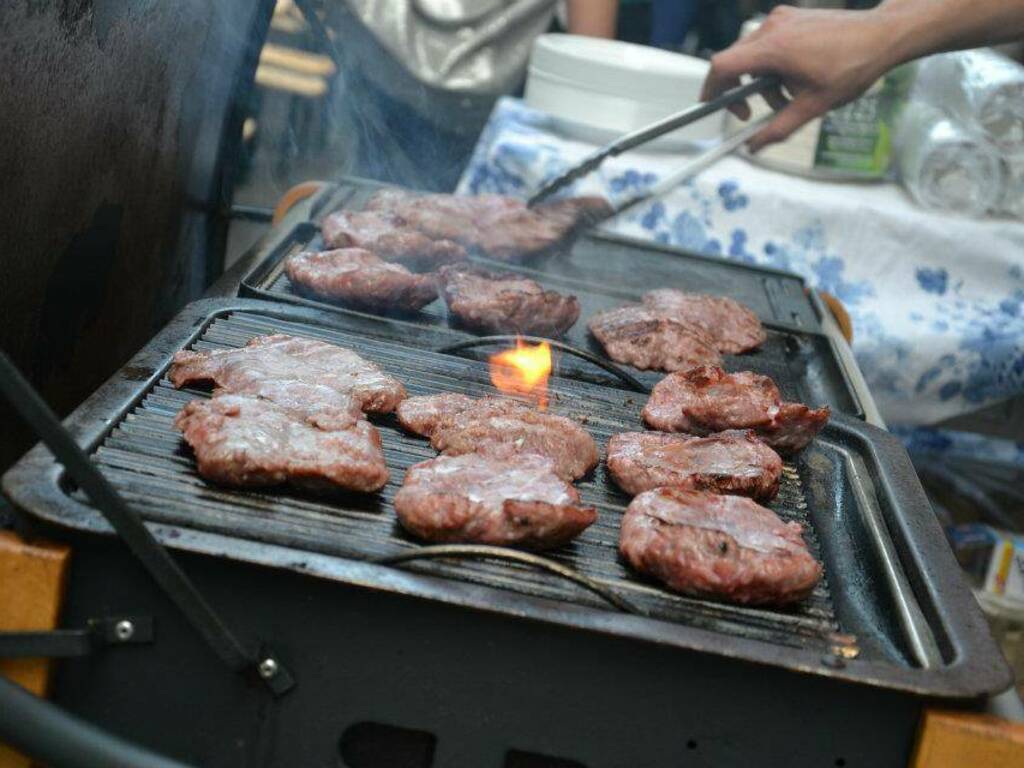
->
[525,34,723,151]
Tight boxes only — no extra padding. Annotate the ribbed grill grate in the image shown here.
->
[246,224,861,413]
[79,310,844,653]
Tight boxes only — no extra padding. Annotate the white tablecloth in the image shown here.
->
[457,97,1024,432]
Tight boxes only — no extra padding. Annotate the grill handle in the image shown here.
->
[376,545,642,615]
[435,335,650,394]
[0,349,293,696]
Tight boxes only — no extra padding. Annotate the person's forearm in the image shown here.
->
[566,0,618,39]
[701,0,1024,149]
[875,0,1024,70]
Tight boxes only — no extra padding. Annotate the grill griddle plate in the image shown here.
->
[4,299,1010,699]
[241,181,864,420]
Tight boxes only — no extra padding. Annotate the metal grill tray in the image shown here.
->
[240,188,864,420]
[4,299,1009,699]
[308,177,822,329]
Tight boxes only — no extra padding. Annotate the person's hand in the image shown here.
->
[701,5,897,151]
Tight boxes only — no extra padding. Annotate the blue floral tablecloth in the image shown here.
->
[457,98,1024,444]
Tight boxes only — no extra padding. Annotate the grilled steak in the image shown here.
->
[606,430,782,502]
[754,402,834,455]
[218,378,363,431]
[641,289,766,354]
[365,191,518,247]
[321,208,467,272]
[397,393,598,480]
[395,393,528,437]
[644,366,778,431]
[169,334,406,415]
[588,305,723,372]
[533,196,613,232]
[642,366,829,453]
[619,488,821,605]
[394,453,596,549]
[363,189,611,262]
[430,405,599,481]
[438,264,580,336]
[396,392,477,437]
[175,394,388,492]
[284,248,438,313]
[468,197,611,262]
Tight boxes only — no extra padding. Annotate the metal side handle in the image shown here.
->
[0,349,293,696]
[376,545,641,615]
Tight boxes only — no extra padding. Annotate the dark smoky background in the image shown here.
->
[0,0,271,473]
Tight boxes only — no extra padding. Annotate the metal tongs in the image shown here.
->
[527,75,780,208]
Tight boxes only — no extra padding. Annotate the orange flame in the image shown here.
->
[489,338,552,409]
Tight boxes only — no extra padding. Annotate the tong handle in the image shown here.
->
[528,75,779,206]
[609,113,773,219]
[606,75,780,158]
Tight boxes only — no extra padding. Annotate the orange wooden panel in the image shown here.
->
[0,530,71,768]
[911,709,1024,768]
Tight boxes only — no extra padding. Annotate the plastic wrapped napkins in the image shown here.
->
[915,49,1024,160]
[895,101,1004,216]
[911,49,1024,217]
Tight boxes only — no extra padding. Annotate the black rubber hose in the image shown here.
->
[0,675,194,768]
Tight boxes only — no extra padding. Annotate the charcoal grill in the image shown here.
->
[3,297,1011,768]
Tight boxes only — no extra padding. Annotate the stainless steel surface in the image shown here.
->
[844,449,943,668]
[528,76,778,205]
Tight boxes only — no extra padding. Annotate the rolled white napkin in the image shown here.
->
[999,159,1024,218]
[914,49,1024,161]
[895,101,1004,217]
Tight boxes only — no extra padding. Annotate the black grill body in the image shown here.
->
[4,298,1011,768]
[52,534,922,768]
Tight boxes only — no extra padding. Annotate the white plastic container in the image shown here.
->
[524,33,722,150]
